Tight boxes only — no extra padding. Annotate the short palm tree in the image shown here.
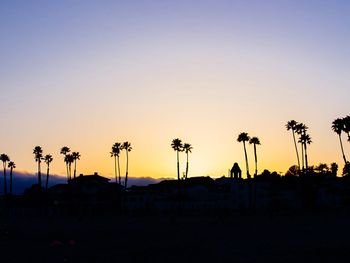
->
[237,132,251,179]
[171,138,183,181]
[183,143,193,180]
[60,146,70,180]
[72,152,81,179]
[0,154,10,195]
[33,146,43,188]
[121,141,132,188]
[332,118,347,164]
[110,142,122,184]
[44,154,53,191]
[295,123,308,171]
[249,137,261,177]
[286,120,301,170]
[64,153,74,181]
[8,161,16,195]
[298,133,312,171]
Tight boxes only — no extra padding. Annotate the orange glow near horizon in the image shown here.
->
[1,1,350,180]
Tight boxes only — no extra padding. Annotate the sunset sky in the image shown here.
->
[1,1,350,180]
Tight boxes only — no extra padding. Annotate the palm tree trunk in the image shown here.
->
[304,143,308,171]
[74,160,77,179]
[69,163,72,181]
[243,141,250,179]
[66,163,69,182]
[125,150,129,189]
[339,134,347,164]
[3,164,7,195]
[117,156,121,185]
[254,144,257,177]
[46,165,50,191]
[38,161,41,188]
[114,156,117,183]
[292,131,301,169]
[10,168,13,195]
[185,152,189,180]
[177,150,180,180]
[300,143,305,172]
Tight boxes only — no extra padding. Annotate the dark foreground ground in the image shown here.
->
[1,211,350,263]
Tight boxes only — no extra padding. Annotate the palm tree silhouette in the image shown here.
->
[286,120,301,170]
[0,154,10,195]
[295,123,308,172]
[121,141,132,188]
[183,143,193,180]
[64,153,74,181]
[60,146,70,180]
[33,146,43,188]
[72,152,81,179]
[8,161,16,195]
[298,133,312,171]
[343,115,350,141]
[171,138,183,181]
[249,137,261,177]
[110,142,122,184]
[237,132,251,179]
[332,118,347,164]
[44,154,53,191]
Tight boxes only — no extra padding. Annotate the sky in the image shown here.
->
[1,0,350,180]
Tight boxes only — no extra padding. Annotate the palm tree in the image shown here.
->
[33,146,43,188]
[110,142,122,184]
[8,161,16,195]
[249,137,261,177]
[72,152,81,179]
[64,154,74,181]
[343,115,350,141]
[332,118,347,164]
[0,154,10,195]
[183,143,193,180]
[44,154,53,191]
[286,120,301,170]
[237,132,251,179]
[121,141,132,188]
[295,123,308,171]
[171,138,183,181]
[298,133,312,171]
[60,146,70,180]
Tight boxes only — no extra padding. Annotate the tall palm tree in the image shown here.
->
[286,120,301,170]
[72,151,81,179]
[171,138,183,181]
[110,142,122,184]
[343,115,350,141]
[332,118,347,164]
[298,133,312,171]
[8,161,16,195]
[44,154,53,191]
[121,141,132,188]
[33,146,43,188]
[60,146,70,180]
[295,123,308,171]
[249,137,261,177]
[183,143,193,180]
[237,132,251,179]
[0,154,10,195]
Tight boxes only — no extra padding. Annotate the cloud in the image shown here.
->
[0,171,169,195]
[0,171,67,195]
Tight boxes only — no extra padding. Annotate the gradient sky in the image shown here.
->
[1,0,350,180]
